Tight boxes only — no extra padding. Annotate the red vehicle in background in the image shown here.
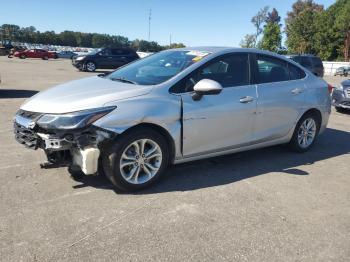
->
[14,49,58,60]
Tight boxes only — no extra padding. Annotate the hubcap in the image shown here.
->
[297,118,316,148]
[86,62,95,71]
[120,139,162,184]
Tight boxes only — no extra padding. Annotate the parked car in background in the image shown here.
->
[286,54,324,77]
[57,51,77,59]
[14,47,331,192]
[332,79,350,112]
[72,47,139,72]
[334,66,350,77]
[14,49,58,60]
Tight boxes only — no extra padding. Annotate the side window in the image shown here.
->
[111,49,130,55]
[256,55,290,84]
[311,57,323,67]
[100,49,111,56]
[171,53,250,93]
[300,57,312,68]
[288,63,306,80]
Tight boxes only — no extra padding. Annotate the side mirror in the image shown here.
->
[192,79,223,101]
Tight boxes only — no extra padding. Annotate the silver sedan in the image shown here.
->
[14,47,331,192]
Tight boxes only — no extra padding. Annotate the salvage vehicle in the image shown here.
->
[14,47,331,192]
[332,79,350,112]
[286,54,324,77]
[14,49,58,60]
[72,47,139,72]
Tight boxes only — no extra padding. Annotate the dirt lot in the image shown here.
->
[0,57,349,262]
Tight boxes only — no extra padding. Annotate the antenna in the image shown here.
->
[148,9,152,42]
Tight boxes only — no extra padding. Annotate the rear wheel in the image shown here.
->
[20,54,26,59]
[289,112,320,152]
[85,61,96,72]
[42,55,49,60]
[102,128,169,192]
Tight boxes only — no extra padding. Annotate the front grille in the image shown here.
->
[14,122,38,149]
[346,88,350,98]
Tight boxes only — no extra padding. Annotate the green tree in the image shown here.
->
[260,8,282,52]
[251,6,269,46]
[285,0,324,54]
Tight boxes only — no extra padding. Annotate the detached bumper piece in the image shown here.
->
[14,122,39,149]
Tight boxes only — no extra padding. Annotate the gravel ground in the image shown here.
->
[0,57,349,262]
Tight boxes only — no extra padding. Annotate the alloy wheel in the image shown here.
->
[297,118,316,148]
[119,139,162,184]
[86,62,96,72]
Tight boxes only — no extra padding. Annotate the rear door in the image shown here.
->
[110,49,131,68]
[180,53,257,157]
[252,54,306,143]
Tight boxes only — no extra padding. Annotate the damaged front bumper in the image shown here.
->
[14,110,116,175]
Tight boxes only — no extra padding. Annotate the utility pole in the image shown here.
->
[148,9,152,42]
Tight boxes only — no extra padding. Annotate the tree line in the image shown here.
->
[0,24,185,52]
[240,0,350,61]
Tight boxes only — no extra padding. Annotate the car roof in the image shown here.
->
[171,46,289,57]
[286,54,320,58]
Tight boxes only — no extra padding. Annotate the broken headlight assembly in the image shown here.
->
[36,106,116,130]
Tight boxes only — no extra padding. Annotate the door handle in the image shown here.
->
[291,88,303,95]
[239,96,254,103]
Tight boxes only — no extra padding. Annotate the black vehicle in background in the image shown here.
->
[286,54,324,77]
[72,47,139,72]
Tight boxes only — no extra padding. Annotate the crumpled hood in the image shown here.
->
[21,76,153,114]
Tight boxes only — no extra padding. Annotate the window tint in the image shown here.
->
[288,63,306,80]
[174,53,249,93]
[100,49,111,55]
[300,57,312,67]
[111,49,130,55]
[311,57,323,67]
[256,55,290,83]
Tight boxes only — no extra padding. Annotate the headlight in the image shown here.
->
[75,56,85,61]
[334,85,344,91]
[37,107,116,130]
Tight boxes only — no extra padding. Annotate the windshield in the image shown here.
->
[107,50,211,85]
[88,48,102,55]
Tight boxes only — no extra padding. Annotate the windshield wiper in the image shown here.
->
[110,77,137,85]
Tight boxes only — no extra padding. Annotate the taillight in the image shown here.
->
[327,84,333,94]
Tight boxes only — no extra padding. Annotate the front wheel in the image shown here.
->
[102,128,169,192]
[289,113,320,152]
[85,61,96,72]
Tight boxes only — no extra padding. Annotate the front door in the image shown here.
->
[180,53,257,157]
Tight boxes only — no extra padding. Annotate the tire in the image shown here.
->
[289,112,321,153]
[102,127,169,192]
[85,61,96,72]
[42,56,48,60]
[20,54,26,59]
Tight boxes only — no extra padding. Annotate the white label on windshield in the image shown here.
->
[186,51,211,57]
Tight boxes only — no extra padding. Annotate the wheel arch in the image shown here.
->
[118,123,176,164]
[298,108,322,127]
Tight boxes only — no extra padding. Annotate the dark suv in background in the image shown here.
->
[72,47,139,72]
[286,54,324,77]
